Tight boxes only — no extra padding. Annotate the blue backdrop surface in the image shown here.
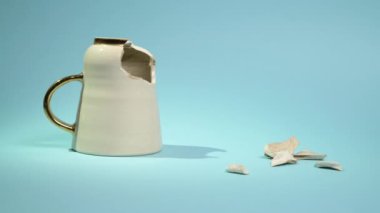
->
[0,0,379,212]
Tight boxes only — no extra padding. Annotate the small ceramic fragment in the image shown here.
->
[226,164,249,175]
[294,150,326,160]
[315,161,343,171]
[271,151,297,167]
[264,136,300,158]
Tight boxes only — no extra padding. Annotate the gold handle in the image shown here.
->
[43,74,83,133]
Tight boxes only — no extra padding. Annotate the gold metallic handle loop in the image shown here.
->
[43,74,83,133]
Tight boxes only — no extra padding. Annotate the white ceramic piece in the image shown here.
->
[294,150,326,160]
[264,136,300,158]
[226,164,249,175]
[44,38,162,156]
[271,151,297,167]
[315,161,343,171]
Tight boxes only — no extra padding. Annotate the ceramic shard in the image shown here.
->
[264,136,300,158]
[315,161,343,171]
[226,164,249,175]
[271,151,297,167]
[294,150,326,160]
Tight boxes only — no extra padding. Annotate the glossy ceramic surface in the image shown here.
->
[44,38,162,156]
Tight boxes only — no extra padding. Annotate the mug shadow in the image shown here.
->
[146,145,226,159]
[26,135,226,159]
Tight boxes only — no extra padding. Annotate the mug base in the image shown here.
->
[71,147,162,157]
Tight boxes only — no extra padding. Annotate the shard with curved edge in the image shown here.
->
[226,164,249,175]
[294,150,326,160]
[315,161,343,171]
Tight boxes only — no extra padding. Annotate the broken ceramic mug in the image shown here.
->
[43,38,162,156]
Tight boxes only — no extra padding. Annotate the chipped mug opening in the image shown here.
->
[121,46,154,83]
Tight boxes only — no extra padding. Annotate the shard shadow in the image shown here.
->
[147,144,226,159]
[259,155,272,160]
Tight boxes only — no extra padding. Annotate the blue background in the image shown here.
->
[0,0,379,212]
